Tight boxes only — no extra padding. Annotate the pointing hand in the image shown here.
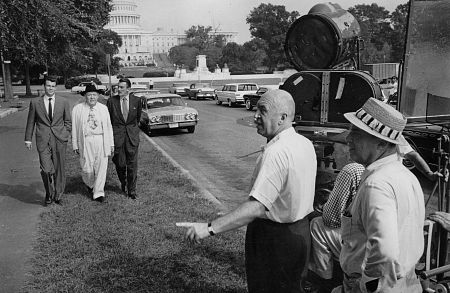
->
[176,222,209,244]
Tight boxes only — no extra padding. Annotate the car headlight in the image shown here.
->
[149,116,161,123]
[185,113,197,120]
[198,89,202,92]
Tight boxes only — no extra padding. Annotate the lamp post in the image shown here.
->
[0,33,13,101]
[106,53,112,99]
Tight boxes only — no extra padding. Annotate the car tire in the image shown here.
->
[228,99,234,107]
[245,100,253,111]
[216,96,222,105]
[187,126,195,133]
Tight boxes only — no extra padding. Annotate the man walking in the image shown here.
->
[333,98,425,292]
[106,78,142,199]
[25,75,71,205]
[178,89,317,292]
[72,84,114,203]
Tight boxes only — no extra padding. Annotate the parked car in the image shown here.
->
[185,83,216,100]
[71,82,107,94]
[168,83,189,96]
[131,81,149,90]
[243,86,279,110]
[130,89,161,95]
[133,93,198,134]
[216,83,259,107]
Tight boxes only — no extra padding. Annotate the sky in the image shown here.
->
[137,0,407,44]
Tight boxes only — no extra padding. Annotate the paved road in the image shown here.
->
[149,98,266,210]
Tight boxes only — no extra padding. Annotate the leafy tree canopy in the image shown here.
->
[1,0,115,93]
[246,3,299,70]
[185,25,226,52]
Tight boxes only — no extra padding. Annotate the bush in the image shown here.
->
[143,71,174,77]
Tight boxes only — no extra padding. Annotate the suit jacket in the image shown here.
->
[25,96,72,152]
[72,102,114,159]
[106,94,142,148]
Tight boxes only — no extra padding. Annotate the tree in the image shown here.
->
[348,4,394,64]
[246,3,299,70]
[169,45,199,70]
[1,0,113,95]
[389,2,409,61]
[185,25,225,52]
[89,29,122,75]
[221,42,245,72]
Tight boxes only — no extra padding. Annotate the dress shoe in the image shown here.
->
[128,193,137,200]
[45,198,52,206]
[54,199,62,205]
[95,196,105,203]
[85,184,93,195]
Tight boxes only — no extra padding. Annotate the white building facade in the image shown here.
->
[104,0,238,67]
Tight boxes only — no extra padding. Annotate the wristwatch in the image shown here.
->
[207,222,216,236]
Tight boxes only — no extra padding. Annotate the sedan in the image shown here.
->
[185,83,216,100]
[168,83,189,96]
[243,86,279,110]
[134,93,199,135]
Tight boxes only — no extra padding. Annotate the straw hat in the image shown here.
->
[343,98,407,144]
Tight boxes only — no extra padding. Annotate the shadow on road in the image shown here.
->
[0,182,45,206]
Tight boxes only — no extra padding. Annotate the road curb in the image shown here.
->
[0,108,19,119]
[142,133,227,212]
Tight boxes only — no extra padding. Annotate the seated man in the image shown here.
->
[308,162,365,292]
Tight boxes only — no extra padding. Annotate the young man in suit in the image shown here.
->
[25,75,72,205]
[107,78,142,199]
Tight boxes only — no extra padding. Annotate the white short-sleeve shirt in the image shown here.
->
[249,127,317,223]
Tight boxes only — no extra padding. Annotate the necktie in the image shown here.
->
[122,97,128,121]
[48,98,53,122]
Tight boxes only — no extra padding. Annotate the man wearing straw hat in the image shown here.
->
[332,98,425,293]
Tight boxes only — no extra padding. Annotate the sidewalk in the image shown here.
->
[0,97,42,293]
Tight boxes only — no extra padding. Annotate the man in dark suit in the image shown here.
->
[25,75,72,205]
[107,78,142,199]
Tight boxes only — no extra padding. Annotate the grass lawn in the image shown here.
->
[23,134,247,292]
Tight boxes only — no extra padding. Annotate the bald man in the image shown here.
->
[177,89,317,292]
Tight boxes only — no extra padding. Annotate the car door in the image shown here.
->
[218,85,227,102]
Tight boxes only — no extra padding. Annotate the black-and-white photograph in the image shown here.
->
[1,0,449,292]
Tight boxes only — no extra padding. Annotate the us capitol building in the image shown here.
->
[104,0,238,67]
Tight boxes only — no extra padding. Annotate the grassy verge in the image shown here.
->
[23,135,247,292]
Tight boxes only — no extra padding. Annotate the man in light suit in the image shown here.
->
[106,78,142,199]
[72,84,114,203]
[25,76,72,205]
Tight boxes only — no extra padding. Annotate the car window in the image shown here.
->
[230,85,237,91]
[147,97,183,108]
[257,88,266,94]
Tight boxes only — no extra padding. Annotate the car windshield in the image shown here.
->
[146,97,184,108]
[238,84,258,91]
[196,83,210,88]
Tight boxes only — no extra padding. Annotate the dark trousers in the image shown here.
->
[112,138,139,195]
[38,135,67,201]
[245,217,310,293]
